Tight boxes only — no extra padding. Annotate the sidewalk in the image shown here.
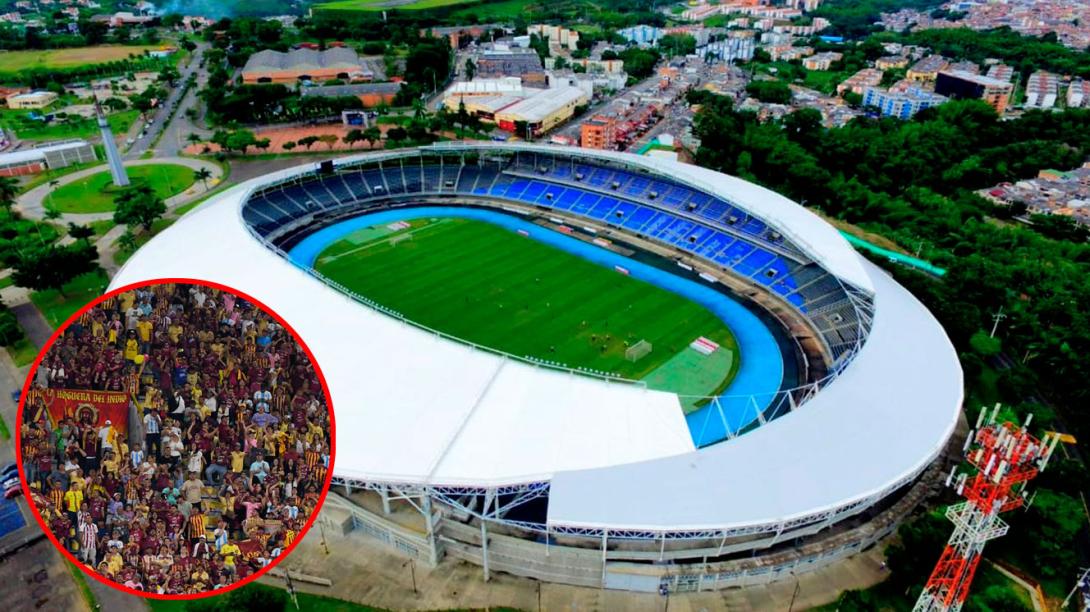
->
[263,508,894,611]
[14,157,224,224]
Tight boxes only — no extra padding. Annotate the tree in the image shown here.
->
[464,58,476,80]
[194,167,213,188]
[224,129,259,155]
[11,243,99,296]
[255,138,271,152]
[659,33,697,57]
[318,134,339,150]
[282,141,297,152]
[117,230,137,253]
[745,80,793,104]
[362,126,381,149]
[969,330,1002,357]
[113,185,166,231]
[158,64,181,87]
[187,133,202,146]
[343,129,364,147]
[386,127,407,144]
[0,176,18,211]
[67,223,95,244]
[298,135,320,150]
[0,301,23,347]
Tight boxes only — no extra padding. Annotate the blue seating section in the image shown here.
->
[511,160,800,257]
[244,159,865,353]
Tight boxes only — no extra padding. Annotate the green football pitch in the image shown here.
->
[313,217,740,403]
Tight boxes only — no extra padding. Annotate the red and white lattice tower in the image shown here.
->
[914,404,1062,612]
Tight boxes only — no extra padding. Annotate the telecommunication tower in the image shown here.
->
[913,403,1061,612]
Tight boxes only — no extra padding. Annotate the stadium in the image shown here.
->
[111,143,964,592]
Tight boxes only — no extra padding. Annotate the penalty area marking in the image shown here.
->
[316,218,453,265]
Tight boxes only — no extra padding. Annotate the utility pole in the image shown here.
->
[990,306,1006,338]
[1061,567,1090,610]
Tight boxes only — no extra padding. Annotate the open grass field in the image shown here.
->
[0,45,165,71]
[47,163,195,214]
[317,0,475,11]
[0,108,138,142]
[314,217,739,396]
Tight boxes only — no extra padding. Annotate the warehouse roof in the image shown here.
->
[243,48,364,74]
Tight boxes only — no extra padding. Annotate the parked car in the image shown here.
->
[2,472,20,499]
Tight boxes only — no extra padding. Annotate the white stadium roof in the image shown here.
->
[113,144,960,531]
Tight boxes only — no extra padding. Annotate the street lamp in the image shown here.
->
[402,559,417,595]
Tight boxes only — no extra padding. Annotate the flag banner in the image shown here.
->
[517,229,530,237]
[615,265,630,275]
[31,388,129,437]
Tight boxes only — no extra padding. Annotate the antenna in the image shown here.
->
[914,405,1051,612]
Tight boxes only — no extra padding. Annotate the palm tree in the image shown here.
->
[46,179,60,211]
[0,176,17,210]
[194,167,213,189]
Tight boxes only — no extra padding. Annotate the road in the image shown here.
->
[124,42,212,160]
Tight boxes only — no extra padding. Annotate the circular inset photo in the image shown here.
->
[15,279,335,599]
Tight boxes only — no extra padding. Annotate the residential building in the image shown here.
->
[935,70,1013,114]
[906,55,948,82]
[618,25,663,46]
[802,52,842,71]
[946,60,980,75]
[7,90,58,109]
[875,56,909,70]
[528,24,580,52]
[863,86,947,119]
[580,116,616,149]
[985,63,1015,83]
[241,48,370,84]
[768,45,813,62]
[1025,71,1060,109]
[1067,78,1090,108]
[837,68,883,95]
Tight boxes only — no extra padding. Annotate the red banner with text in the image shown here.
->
[30,387,129,439]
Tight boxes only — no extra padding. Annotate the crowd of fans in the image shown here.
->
[19,283,332,595]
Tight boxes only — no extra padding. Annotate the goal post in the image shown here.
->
[625,339,652,363]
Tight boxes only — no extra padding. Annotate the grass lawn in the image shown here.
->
[314,217,738,390]
[803,69,847,95]
[147,582,387,612]
[450,0,538,19]
[47,164,195,214]
[0,109,139,142]
[0,413,8,440]
[113,216,175,267]
[0,45,165,71]
[4,337,37,367]
[30,269,109,329]
[317,0,476,10]
[0,276,12,290]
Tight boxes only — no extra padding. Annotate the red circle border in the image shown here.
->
[14,277,338,601]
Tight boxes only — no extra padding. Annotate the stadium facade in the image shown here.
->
[112,144,963,592]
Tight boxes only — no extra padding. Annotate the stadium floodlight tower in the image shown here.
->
[914,404,1061,612]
